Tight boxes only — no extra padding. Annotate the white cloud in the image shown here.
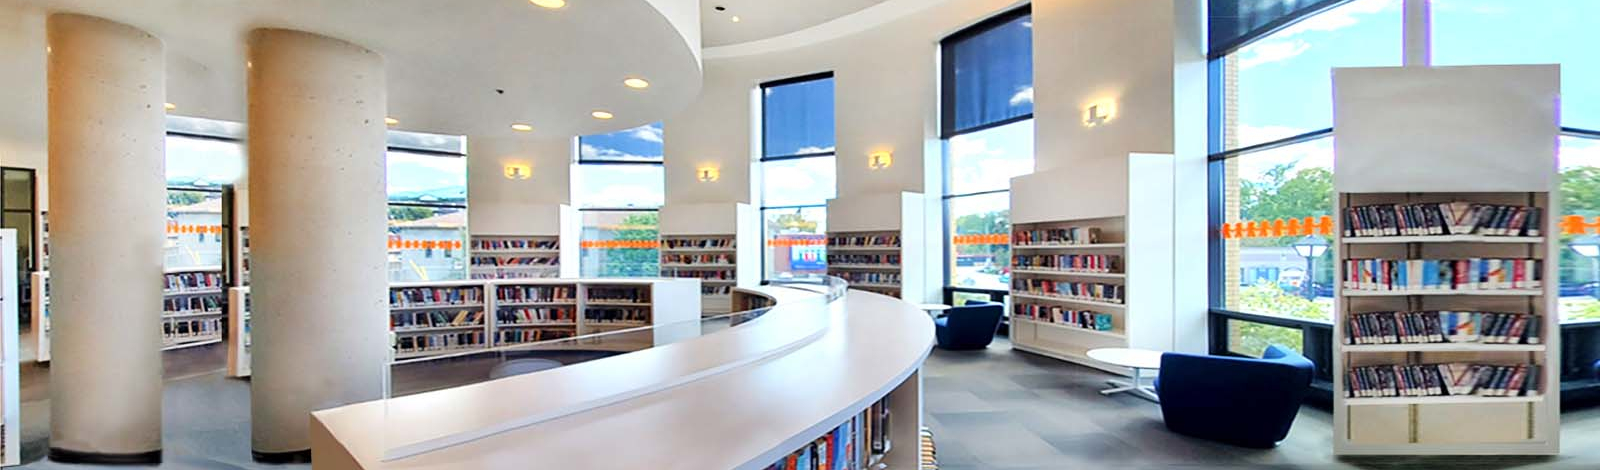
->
[1009,86,1034,106]
[794,145,835,155]
[1277,0,1397,38]
[1238,39,1311,69]
[1021,21,1033,29]
[1561,137,1600,170]
[580,143,657,161]
[629,124,664,143]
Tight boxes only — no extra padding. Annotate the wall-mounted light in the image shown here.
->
[504,163,532,180]
[697,166,720,182]
[868,151,893,170]
[1084,99,1117,127]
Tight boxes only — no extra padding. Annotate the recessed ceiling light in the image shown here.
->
[511,123,534,132]
[623,78,650,89]
[591,110,614,120]
[731,15,741,22]
[164,102,176,111]
[385,117,399,126]
[530,0,565,8]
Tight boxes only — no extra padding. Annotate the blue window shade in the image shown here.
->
[1209,0,1348,58]
[941,8,1033,138]
[762,75,836,158]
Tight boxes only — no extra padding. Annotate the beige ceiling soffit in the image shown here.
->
[702,0,954,60]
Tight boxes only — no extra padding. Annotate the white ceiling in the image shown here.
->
[0,0,703,140]
[699,0,892,47]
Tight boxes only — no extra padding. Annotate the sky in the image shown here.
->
[1233,0,1600,184]
[574,123,666,208]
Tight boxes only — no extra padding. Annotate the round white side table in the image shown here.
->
[1086,347,1163,402]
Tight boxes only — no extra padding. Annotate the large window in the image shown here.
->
[576,123,665,277]
[385,133,468,282]
[165,117,245,271]
[761,74,836,280]
[940,6,1033,293]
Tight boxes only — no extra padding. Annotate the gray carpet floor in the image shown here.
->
[9,330,1600,469]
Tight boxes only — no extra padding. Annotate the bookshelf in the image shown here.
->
[29,272,48,363]
[658,203,759,315]
[226,287,251,377]
[387,278,700,362]
[467,204,578,280]
[0,230,19,466]
[162,267,225,350]
[1330,65,1560,455]
[825,192,929,302]
[1006,156,1178,373]
[230,226,249,286]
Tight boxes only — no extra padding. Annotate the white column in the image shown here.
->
[1403,0,1432,66]
[246,28,389,460]
[45,13,167,463]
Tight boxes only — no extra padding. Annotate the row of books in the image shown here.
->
[392,310,484,330]
[496,307,575,325]
[1012,254,1121,273]
[833,271,900,285]
[863,398,891,457]
[391,286,484,307]
[1013,227,1100,246]
[469,256,559,267]
[162,318,220,340]
[764,420,857,470]
[828,254,900,265]
[661,238,733,249]
[1346,363,1541,398]
[1343,202,1542,238]
[662,269,734,280]
[396,331,486,354]
[1345,311,1542,345]
[701,285,733,296]
[662,254,733,265]
[584,307,650,324]
[497,328,575,346]
[496,285,574,303]
[1013,279,1125,303]
[1014,304,1115,332]
[586,286,650,303]
[828,234,900,247]
[164,296,222,314]
[1343,258,1542,291]
[470,238,557,251]
[164,271,223,293]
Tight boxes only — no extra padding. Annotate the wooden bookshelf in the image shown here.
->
[469,235,563,280]
[490,281,577,347]
[389,281,490,360]
[827,230,904,297]
[161,267,225,350]
[225,287,251,377]
[1006,155,1177,374]
[1330,65,1560,455]
[824,192,930,303]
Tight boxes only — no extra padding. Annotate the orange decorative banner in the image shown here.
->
[952,233,1009,246]
[767,238,827,247]
[1219,216,1334,240]
[1562,215,1600,235]
[165,223,223,235]
[387,239,463,250]
[580,240,661,249]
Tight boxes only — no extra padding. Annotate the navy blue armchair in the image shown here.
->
[1154,345,1313,448]
[933,301,1003,350]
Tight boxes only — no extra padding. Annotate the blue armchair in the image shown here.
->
[933,301,1003,350]
[1155,345,1313,448]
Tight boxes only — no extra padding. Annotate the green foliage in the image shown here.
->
[602,212,660,278]
[166,191,207,207]
[1570,302,1600,322]
[1228,281,1331,357]
[770,212,818,233]
[387,206,436,222]
[953,210,1010,275]
[1239,165,1332,247]
[1562,166,1600,215]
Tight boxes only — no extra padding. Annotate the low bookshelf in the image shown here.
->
[470,235,562,280]
[226,286,251,377]
[825,192,929,302]
[1006,156,1177,374]
[491,281,578,346]
[162,267,225,350]
[658,203,759,315]
[389,281,490,360]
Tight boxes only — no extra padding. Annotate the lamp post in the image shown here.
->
[1570,235,1600,300]
[1292,235,1330,300]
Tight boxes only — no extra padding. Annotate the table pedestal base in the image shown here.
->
[1098,368,1159,402]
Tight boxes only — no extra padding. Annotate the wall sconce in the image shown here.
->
[868,151,893,170]
[697,166,720,182]
[503,163,532,180]
[1084,99,1117,127]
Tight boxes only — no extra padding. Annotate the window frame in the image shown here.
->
[759,73,838,281]
[760,72,837,161]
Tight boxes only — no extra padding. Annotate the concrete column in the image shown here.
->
[247,28,389,461]
[45,13,166,463]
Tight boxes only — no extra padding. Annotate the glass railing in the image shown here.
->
[378,276,848,461]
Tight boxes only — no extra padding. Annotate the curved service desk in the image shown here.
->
[311,283,934,469]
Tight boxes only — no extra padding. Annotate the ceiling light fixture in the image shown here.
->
[591,110,614,120]
[510,123,534,132]
[731,15,741,22]
[384,117,399,126]
[623,78,650,89]
[530,0,566,9]
[164,102,176,111]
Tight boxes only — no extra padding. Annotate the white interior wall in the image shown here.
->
[466,135,573,235]
[0,6,48,209]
